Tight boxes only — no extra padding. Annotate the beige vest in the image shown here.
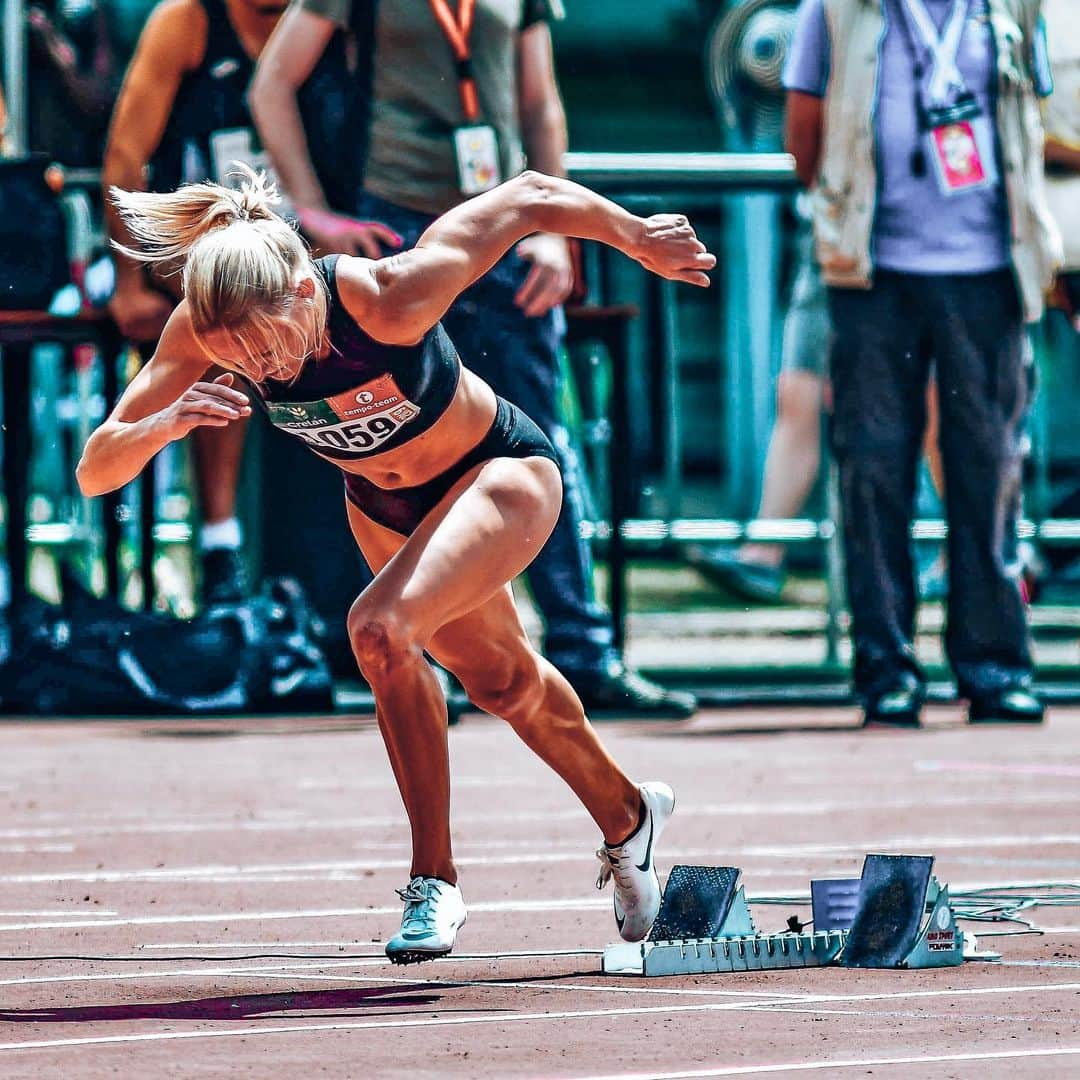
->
[1042,0,1080,269]
[812,0,1062,321]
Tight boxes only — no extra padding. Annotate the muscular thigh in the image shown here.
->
[346,455,561,643]
[425,584,535,684]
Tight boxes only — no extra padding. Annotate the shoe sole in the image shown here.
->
[968,715,1045,725]
[385,911,466,965]
[862,716,922,729]
[386,947,452,966]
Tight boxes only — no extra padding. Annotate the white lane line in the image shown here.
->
[1001,959,1080,969]
[5,789,1080,840]
[7,833,1080,886]
[560,1047,1080,1080]
[203,971,797,1000]
[8,897,1080,937]
[0,897,612,934]
[0,845,75,854]
[0,959,400,989]
[0,984,1078,1055]
[737,833,1080,857]
[139,941,383,950]
[0,911,118,918]
[748,1006,1054,1022]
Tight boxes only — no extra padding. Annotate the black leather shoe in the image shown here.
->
[968,688,1045,724]
[862,681,924,728]
[684,545,786,604]
[201,548,249,606]
[565,663,698,720]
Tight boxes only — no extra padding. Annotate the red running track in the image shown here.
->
[0,706,1078,1078]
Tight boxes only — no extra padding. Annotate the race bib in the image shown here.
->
[265,373,421,457]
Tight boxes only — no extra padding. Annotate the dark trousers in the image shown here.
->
[828,269,1033,701]
[355,191,617,674]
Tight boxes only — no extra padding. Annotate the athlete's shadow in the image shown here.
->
[0,969,592,1025]
[0,984,451,1024]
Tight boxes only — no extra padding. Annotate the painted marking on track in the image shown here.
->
[0,844,74,854]
[918,759,1080,779]
[558,1046,1080,1079]
[746,1005,1059,1023]
[1001,959,1080,969]
[0,897,611,934]
[204,971,798,1000]
[0,984,1078,1054]
[0,958,410,989]
[6,832,1080,886]
[0,911,118,918]
[139,941,384,950]
[6,903,1080,938]
[5,789,1080,840]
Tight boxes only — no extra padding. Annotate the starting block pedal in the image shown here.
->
[603,855,996,978]
[602,865,846,976]
[830,853,971,968]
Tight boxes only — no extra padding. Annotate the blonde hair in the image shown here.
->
[111,164,326,382]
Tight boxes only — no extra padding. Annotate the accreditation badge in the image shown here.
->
[927,114,997,196]
[453,124,502,195]
[209,127,297,220]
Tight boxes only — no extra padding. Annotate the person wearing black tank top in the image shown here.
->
[78,167,715,964]
[101,0,400,603]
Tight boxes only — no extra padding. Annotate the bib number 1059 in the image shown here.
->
[299,415,401,452]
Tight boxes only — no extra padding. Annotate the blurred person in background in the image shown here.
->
[1043,0,1080,329]
[249,0,698,718]
[686,200,948,606]
[785,0,1060,728]
[686,200,830,604]
[102,0,290,603]
[1036,0,1080,592]
[23,0,117,165]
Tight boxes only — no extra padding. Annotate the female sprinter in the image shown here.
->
[78,167,715,964]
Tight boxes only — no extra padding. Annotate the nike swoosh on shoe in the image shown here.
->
[635,815,654,873]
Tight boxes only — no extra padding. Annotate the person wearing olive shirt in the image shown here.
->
[250,0,698,718]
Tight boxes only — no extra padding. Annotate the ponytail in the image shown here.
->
[110,163,280,267]
[110,164,326,380]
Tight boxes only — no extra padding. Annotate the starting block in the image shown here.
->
[603,865,846,976]
[603,855,992,978]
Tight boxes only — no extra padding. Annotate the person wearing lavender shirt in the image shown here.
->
[784,0,1059,727]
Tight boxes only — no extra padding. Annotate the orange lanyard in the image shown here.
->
[428,0,481,122]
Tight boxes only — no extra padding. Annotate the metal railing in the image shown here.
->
[564,151,1080,659]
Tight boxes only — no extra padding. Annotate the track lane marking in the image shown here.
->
[0,897,612,933]
[4,789,1080,839]
[558,1046,1080,1079]
[5,832,1080,886]
[0,983,1078,1053]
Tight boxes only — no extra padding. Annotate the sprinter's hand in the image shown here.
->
[158,373,251,440]
[632,214,716,287]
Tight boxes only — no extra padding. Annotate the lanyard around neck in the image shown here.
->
[900,0,971,104]
[429,0,481,122]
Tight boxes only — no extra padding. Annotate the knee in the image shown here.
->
[463,650,547,727]
[347,599,419,681]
